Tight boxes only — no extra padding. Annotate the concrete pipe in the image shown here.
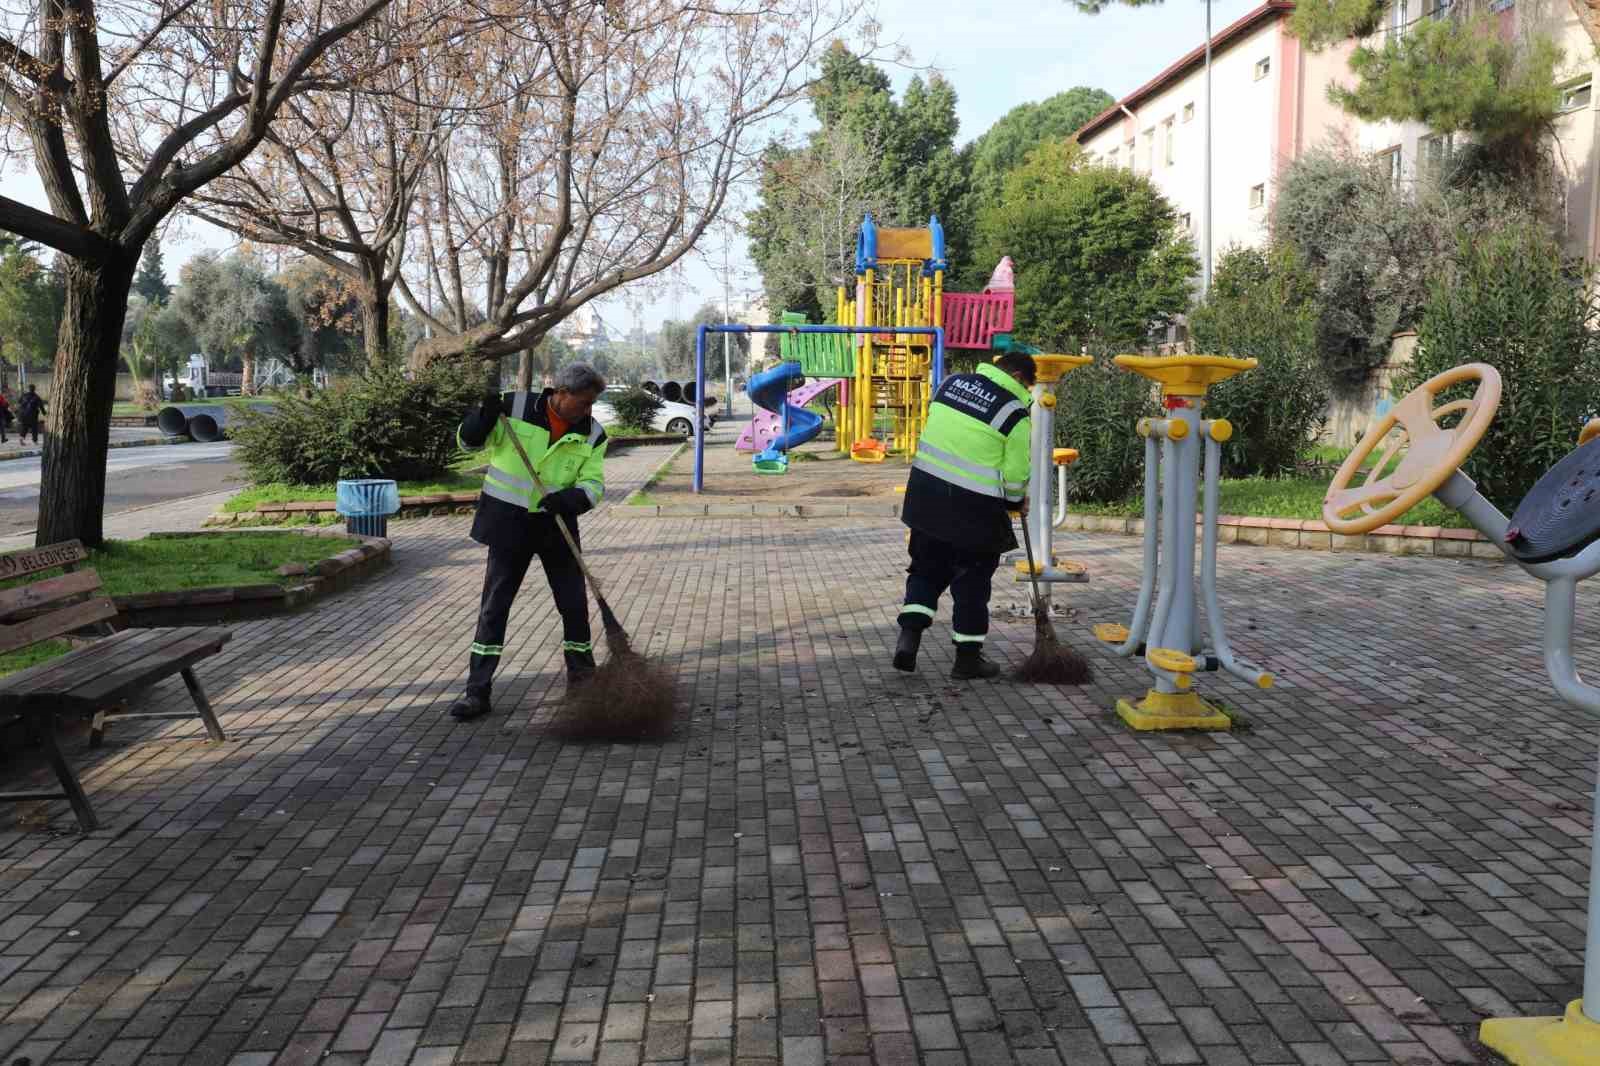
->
[156,403,274,442]
[682,381,699,404]
[661,380,684,403]
[641,380,662,395]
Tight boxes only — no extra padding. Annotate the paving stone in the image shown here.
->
[0,438,1585,1065]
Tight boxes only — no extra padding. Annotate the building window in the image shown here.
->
[1183,102,1195,123]
[1425,0,1452,18]
[1163,119,1175,166]
[1254,57,1271,81]
[1421,132,1453,171]
[1144,128,1155,173]
[1376,145,1402,187]
[1562,78,1592,112]
[1179,212,1192,233]
[1249,184,1265,209]
[1389,0,1409,40]
[1124,140,1135,169]
[1107,147,1119,168]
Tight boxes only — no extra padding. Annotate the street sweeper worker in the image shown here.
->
[893,351,1036,680]
[448,362,609,721]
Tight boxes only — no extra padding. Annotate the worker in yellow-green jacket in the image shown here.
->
[895,352,1035,680]
[449,363,608,721]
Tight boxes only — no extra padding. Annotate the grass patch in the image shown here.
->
[223,471,481,514]
[1070,474,1470,528]
[629,491,657,507]
[1,534,355,598]
[0,639,71,677]
[114,395,278,417]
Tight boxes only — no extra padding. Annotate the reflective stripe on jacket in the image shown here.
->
[458,389,607,550]
[901,362,1032,554]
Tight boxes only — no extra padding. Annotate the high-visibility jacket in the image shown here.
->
[458,388,608,550]
[901,362,1032,554]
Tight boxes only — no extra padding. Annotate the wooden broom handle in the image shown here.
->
[497,414,611,602]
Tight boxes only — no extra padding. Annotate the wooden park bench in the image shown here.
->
[0,541,231,831]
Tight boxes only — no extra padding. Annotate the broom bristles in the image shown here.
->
[1014,600,1092,685]
[550,641,680,741]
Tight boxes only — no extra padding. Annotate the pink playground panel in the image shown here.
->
[735,377,847,453]
[943,291,1015,350]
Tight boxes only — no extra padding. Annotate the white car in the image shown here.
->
[592,390,712,437]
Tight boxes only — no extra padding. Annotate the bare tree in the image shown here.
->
[0,0,398,545]
[185,7,472,365]
[401,0,870,372]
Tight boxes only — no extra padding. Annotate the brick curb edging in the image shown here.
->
[0,435,186,464]
[1058,511,1503,561]
[109,528,392,626]
[615,491,1505,562]
[208,440,688,527]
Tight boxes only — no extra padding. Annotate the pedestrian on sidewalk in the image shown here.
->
[16,385,43,445]
[0,390,13,443]
[893,352,1036,680]
[447,362,609,721]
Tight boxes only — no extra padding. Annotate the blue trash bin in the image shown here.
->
[335,479,401,538]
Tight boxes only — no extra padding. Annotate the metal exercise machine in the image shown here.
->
[1321,362,1600,1066]
[1093,355,1275,731]
[1015,353,1093,589]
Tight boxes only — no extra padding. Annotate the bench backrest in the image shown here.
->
[0,541,116,655]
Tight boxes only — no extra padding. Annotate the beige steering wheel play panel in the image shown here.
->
[1322,363,1503,535]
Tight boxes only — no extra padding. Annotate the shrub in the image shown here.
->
[1055,352,1159,504]
[232,363,480,485]
[610,387,665,432]
[1401,221,1600,508]
[1188,244,1329,479]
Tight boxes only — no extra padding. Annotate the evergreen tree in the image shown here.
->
[133,242,172,306]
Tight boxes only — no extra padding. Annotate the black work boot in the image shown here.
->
[893,627,921,672]
[564,649,597,685]
[950,642,1001,680]
[449,688,492,720]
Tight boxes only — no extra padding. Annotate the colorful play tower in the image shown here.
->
[746,213,1063,466]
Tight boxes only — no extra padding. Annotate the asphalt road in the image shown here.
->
[0,441,243,535]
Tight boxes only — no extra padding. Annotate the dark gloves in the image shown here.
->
[482,389,504,414]
[539,487,591,517]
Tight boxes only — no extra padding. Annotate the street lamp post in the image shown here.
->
[1202,0,1214,298]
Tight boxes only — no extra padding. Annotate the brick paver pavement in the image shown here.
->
[0,439,1588,1065]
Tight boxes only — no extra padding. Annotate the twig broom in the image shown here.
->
[1014,514,1092,685]
[500,414,680,739]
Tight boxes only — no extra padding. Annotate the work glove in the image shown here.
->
[539,487,591,517]
[481,389,504,414]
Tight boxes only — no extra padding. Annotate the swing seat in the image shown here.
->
[851,440,887,463]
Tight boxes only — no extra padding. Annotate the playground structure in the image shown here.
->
[1092,354,1276,731]
[1313,362,1600,1065]
[1016,354,1093,587]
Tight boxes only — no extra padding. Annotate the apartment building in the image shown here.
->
[1076,0,1600,257]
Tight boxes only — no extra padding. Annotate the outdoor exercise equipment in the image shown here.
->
[1092,354,1275,731]
[1014,352,1093,588]
[1319,362,1600,1065]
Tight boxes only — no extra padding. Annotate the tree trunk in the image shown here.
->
[517,349,534,391]
[360,265,392,367]
[1569,0,1600,51]
[38,256,136,548]
[240,348,256,396]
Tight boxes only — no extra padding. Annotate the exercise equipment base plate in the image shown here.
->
[1481,1002,1600,1066]
[1116,690,1231,732]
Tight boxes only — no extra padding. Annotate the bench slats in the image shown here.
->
[0,596,119,656]
[61,632,231,710]
[0,628,228,704]
[0,570,103,621]
[0,629,174,696]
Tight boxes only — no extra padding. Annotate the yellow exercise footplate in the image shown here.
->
[1116,689,1232,731]
[1481,1000,1600,1066]
[1146,647,1197,673]
[1093,623,1128,644]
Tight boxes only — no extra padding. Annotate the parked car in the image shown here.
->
[592,389,712,437]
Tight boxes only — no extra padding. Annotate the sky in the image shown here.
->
[0,0,1261,335]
